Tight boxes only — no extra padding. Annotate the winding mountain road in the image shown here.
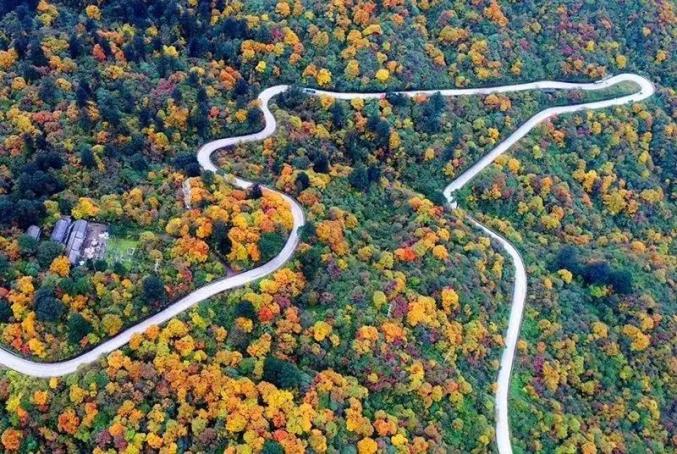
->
[441,73,654,454]
[0,73,653,454]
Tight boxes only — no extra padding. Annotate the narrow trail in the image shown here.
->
[0,73,654,454]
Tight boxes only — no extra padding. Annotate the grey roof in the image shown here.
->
[51,218,72,243]
[65,220,88,264]
[26,225,41,240]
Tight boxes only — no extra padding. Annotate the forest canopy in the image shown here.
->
[0,0,674,453]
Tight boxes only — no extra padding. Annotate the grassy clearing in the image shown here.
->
[106,237,139,263]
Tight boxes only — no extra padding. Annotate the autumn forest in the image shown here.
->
[0,0,674,453]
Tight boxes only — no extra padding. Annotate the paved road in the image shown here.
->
[0,73,654,454]
[442,74,655,197]
[441,73,654,454]
[0,85,305,378]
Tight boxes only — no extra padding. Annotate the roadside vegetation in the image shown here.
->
[0,0,673,452]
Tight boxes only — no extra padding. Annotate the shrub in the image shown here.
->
[112,262,127,275]
[259,231,286,263]
[211,221,232,256]
[0,300,12,323]
[551,246,581,273]
[0,254,9,282]
[234,301,257,319]
[142,275,167,304]
[295,172,310,192]
[261,441,284,454]
[608,269,634,295]
[312,155,330,174]
[35,294,65,322]
[299,245,323,281]
[36,241,64,268]
[18,234,39,256]
[262,356,303,390]
[582,261,612,285]
[349,164,370,191]
[248,183,263,200]
[67,313,92,343]
[80,147,97,168]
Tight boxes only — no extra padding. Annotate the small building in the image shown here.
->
[51,217,72,243]
[26,225,41,240]
[65,220,88,264]
[50,217,108,265]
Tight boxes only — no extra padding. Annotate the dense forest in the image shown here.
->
[0,0,673,452]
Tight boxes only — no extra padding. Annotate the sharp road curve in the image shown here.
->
[0,73,654,454]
